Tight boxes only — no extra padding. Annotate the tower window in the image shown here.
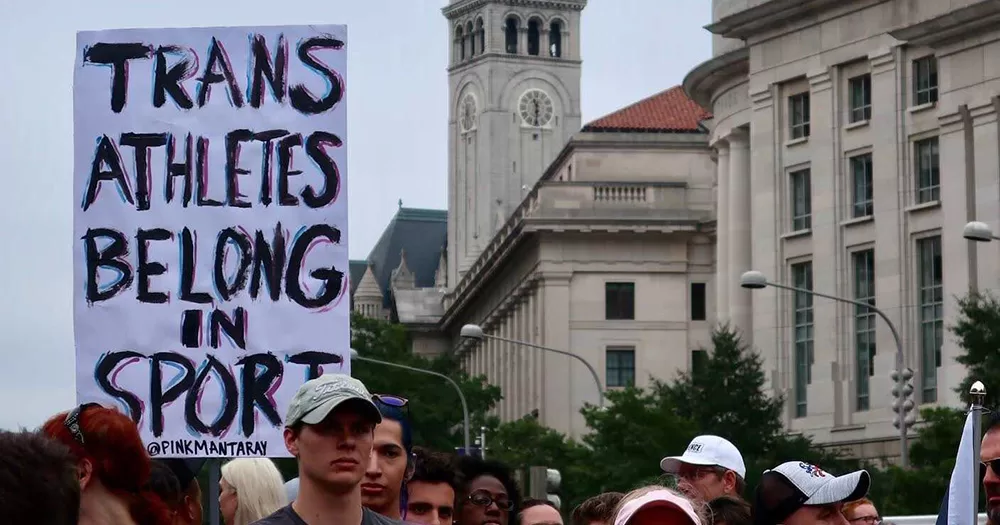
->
[527,19,540,56]
[476,18,485,54]
[456,26,465,61]
[466,21,475,57]
[505,17,519,54]
[549,21,563,57]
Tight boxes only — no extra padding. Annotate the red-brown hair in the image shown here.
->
[42,405,173,525]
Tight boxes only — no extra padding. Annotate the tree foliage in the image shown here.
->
[952,292,1000,407]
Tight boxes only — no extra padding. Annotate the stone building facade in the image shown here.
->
[685,0,1000,459]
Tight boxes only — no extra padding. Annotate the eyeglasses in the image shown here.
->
[373,394,408,408]
[848,517,882,524]
[64,403,103,446]
[468,490,514,511]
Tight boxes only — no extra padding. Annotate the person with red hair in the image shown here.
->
[41,403,174,525]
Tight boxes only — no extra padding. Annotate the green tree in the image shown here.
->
[952,292,1000,407]
[349,313,502,452]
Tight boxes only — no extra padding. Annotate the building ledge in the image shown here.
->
[682,47,750,110]
[888,0,1000,48]
[705,0,844,40]
[443,0,586,19]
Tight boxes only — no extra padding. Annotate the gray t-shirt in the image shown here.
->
[251,505,405,525]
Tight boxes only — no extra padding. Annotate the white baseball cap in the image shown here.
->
[752,461,870,525]
[659,435,746,479]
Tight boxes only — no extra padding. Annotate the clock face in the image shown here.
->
[461,95,477,131]
[518,89,554,127]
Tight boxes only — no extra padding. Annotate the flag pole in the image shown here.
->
[970,380,986,523]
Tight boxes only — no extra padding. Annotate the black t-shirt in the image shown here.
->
[251,505,405,525]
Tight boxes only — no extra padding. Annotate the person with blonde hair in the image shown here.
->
[612,485,707,525]
[220,458,288,525]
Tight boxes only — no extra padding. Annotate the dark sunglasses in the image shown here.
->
[981,458,1000,479]
[468,490,514,511]
[373,394,409,408]
[64,403,103,445]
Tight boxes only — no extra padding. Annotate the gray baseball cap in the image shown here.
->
[285,374,382,427]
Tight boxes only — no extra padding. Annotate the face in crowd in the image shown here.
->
[660,435,746,502]
[520,500,564,525]
[284,399,379,493]
[457,458,520,525]
[363,408,412,518]
[981,424,1000,525]
[405,448,458,525]
[676,464,741,502]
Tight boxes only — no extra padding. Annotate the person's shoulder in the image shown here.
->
[250,505,299,525]
[362,507,409,525]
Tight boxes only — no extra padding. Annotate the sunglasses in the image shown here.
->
[468,490,514,511]
[981,458,1000,479]
[373,394,409,408]
[64,402,103,446]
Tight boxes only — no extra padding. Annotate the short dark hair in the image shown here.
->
[374,399,413,455]
[411,447,459,490]
[709,495,752,525]
[522,498,558,511]
[571,492,625,525]
[147,460,183,509]
[0,430,80,525]
[457,455,522,516]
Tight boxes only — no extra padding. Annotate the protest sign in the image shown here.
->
[73,24,349,458]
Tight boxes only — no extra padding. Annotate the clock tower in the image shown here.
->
[442,0,585,287]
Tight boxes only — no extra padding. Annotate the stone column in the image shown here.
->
[727,129,752,337]
[715,143,731,323]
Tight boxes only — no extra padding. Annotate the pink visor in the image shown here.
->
[613,489,702,525]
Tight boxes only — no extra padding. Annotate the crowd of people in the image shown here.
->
[0,372,996,524]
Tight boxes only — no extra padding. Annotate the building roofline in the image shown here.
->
[443,0,587,19]
[682,47,750,111]
[705,0,846,40]
[888,0,1000,48]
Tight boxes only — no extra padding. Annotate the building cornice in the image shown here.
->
[682,47,750,111]
[705,0,846,40]
[888,0,1000,49]
[447,52,583,73]
[443,0,587,20]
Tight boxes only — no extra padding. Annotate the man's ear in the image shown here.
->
[182,494,198,522]
[723,470,738,491]
[284,427,300,457]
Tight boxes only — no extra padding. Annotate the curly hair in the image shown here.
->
[0,430,80,525]
[456,455,522,517]
[411,447,459,490]
[571,492,625,525]
[41,405,173,525]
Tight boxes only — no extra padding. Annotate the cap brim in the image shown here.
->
[804,470,870,505]
[660,455,717,473]
[613,490,701,525]
[300,396,382,425]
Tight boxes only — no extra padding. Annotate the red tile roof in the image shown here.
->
[582,86,712,133]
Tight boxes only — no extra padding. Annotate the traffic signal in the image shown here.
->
[891,367,916,431]
[529,466,562,509]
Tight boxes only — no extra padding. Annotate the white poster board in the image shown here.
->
[73,24,349,458]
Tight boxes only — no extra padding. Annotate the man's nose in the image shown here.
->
[365,451,381,476]
[430,511,442,525]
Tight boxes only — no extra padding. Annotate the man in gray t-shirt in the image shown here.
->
[252,374,405,525]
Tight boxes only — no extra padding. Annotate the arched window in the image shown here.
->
[456,26,465,61]
[504,17,518,53]
[527,19,540,56]
[549,20,563,57]
[476,18,485,54]
[466,21,475,56]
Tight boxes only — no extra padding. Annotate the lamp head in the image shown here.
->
[349,348,359,358]
[964,221,994,242]
[740,271,768,289]
[460,324,485,340]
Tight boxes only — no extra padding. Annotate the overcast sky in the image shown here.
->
[0,0,710,430]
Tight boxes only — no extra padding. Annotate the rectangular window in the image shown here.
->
[853,249,876,412]
[790,169,812,231]
[606,347,635,388]
[917,236,943,404]
[915,137,940,204]
[690,283,707,321]
[792,261,814,418]
[605,282,635,320]
[789,92,811,139]
[850,154,874,218]
[913,56,939,106]
[849,74,872,123]
[691,350,708,377]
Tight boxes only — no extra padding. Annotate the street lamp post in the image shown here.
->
[964,221,1000,242]
[459,324,606,407]
[349,348,471,453]
[739,270,912,468]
